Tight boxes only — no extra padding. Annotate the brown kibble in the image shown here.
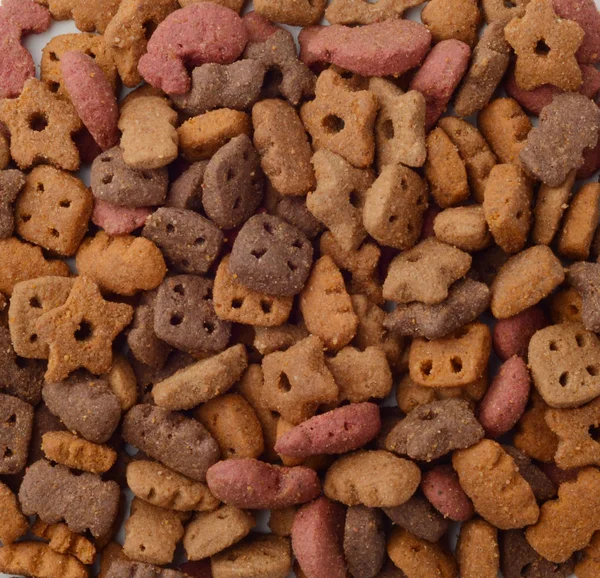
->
[481,0,531,22]
[42,431,117,474]
[483,164,532,254]
[178,109,251,162]
[550,287,582,326]
[325,0,424,25]
[567,262,600,332]
[434,205,492,252]
[456,519,499,578]
[105,354,137,411]
[300,256,358,351]
[0,541,87,578]
[490,245,565,319]
[31,519,96,565]
[300,69,378,169]
[363,163,428,250]
[254,0,326,26]
[575,530,600,578]
[557,182,600,260]
[513,391,559,462]
[453,439,540,529]
[425,127,469,208]
[421,0,481,46]
[0,482,28,545]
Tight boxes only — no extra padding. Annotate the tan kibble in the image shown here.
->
[325,0,424,24]
[252,99,315,197]
[307,149,373,252]
[513,391,559,462]
[383,238,472,305]
[490,245,565,319]
[127,460,219,512]
[253,324,310,356]
[195,393,264,460]
[42,431,117,474]
[363,163,428,250]
[105,354,137,411]
[532,170,576,245]
[456,519,499,578]
[575,531,600,578]
[269,507,297,537]
[368,79,427,169]
[299,256,358,351]
[483,164,532,254]
[183,504,255,560]
[557,182,600,261]
[254,0,326,26]
[550,287,583,324]
[421,0,481,46]
[0,129,9,170]
[0,482,28,545]
[434,205,492,252]
[326,346,393,403]
[300,69,378,169]
[31,519,96,565]
[425,127,469,208]
[438,116,497,203]
[0,541,87,578]
[178,108,251,161]
[409,322,491,388]
[453,439,539,529]
[481,0,531,22]
[478,98,532,168]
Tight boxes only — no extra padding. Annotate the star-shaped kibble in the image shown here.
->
[0,78,82,171]
[36,276,133,382]
[504,0,585,91]
[0,169,26,238]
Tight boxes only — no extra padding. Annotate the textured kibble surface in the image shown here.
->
[3,2,600,577]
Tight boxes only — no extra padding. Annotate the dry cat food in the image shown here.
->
[3,2,600,577]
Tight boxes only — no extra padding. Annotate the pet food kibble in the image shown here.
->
[43,374,121,444]
[127,460,219,512]
[513,392,560,462]
[421,0,480,46]
[41,431,116,474]
[183,505,254,560]
[383,493,450,543]
[454,21,512,117]
[178,108,251,162]
[19,459,120,538]
[166,161,206,212]
[528,322,600,408]
[0,542,87,578]
[254,0,325,26]
[363,163,427,250]
[0,170,25,239]
[300,69,378,169]
[0,0,50,99]
[92,200,153,236]
[0,131,10,171]
[425,127,469,208]
[143,207,223,275]
[568,262,600,332]
[230,214,313,297]
[195,393,264,459]
[490,245,565,319]
[421,465,474,522]
[456,519,499,578]
[387,527,458,578]
[123,404,220,481]
[532,170,576,245]
[299,255,358,351]
[437,117,497,203]
[483,164,532,254]
[202,134,264,229]
[325,0,424,25]
[153,275,231,354]
[299,19,432,77]
[0,393,33,475]
[505,0,584,92]
[33,521,96,566]
[433,206,492,252]
[0,78,82,171]
[35,276,133,382]
[478,98,532,168]
[575,530,600,578]
[307,150,372,251]
[0,483,27,545]
[118,95,179,170]
[105,354,137,411]
[410,39,471,130]
[492,306,548,360]
[478,356,531,438]
[252,99,315,198]
[385,278,491,340]
[384,398,484,461]
[504,448,556,501]
[552,0,600,63]
[207,458,321,509]
[453,439,540,529]
[368,80,427,170]
[384,238,471,305]
[525,467,600,563]
[324,450,421,508]
[344,506,386,578]
[76,231,166,296]
[109,558,187,578]
[557,182,600,260]
[91,146,169,207]
[409,322,491,387]
[37,0,121,33]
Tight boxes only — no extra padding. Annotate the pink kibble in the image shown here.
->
[552,0,600,64]
[493,306,549,361]
[242,11,279,43]
[138,3,248,95]
[299,19,431,77]
[410,39,472,131]
[92,199,153,236]
[0,0,51,99]
[421,465,474,522]
[61,51,119,151]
